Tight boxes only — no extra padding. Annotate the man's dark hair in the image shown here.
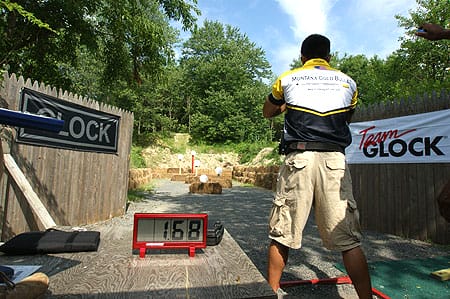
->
[301,34,330,59]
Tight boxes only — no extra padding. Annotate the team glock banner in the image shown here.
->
[346,109,450,164]
[17,88,120,154]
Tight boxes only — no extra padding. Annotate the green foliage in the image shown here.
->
[158,0,200,30]
[0,1,200,137]
[130,146,147,168]
[0,0,99,88]
[180,20,272,143]
[392,0,450,97]
[331,53,393,105]
[92,1,200,143]
[232,141,274,164]
[265,145,283,164]
[127,190,145,202]
[63,46,103,101]
[0,0,55,32]
[98,0,179,85]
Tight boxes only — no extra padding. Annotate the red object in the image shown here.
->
[191,154,195,173]
[132,213,208,258]
[280,276,352,288]
[280,276,391,299]
[371,287,391,299]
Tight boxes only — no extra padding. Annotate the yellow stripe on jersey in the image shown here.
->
[269,58,358,148]
[286,105,354,117]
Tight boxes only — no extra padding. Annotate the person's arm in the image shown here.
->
[416,23,450,40]
[263,96,286,118]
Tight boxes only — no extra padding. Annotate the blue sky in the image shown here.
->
[177,0,419,76]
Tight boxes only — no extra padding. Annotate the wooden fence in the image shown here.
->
[0,72,134,240]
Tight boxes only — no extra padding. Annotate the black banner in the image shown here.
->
[17,88,120,154]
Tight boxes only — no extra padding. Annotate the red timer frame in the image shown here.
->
[133,213,208,257]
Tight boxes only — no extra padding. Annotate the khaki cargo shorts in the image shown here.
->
[268,151,362,251]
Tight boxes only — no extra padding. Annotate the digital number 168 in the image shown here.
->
[162,219,202,240]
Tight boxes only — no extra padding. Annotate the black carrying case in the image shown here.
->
[0,265,14,282]
[0,229,100,255]
[207,221,224,246]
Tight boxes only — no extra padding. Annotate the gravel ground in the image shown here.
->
[128,179,449,299]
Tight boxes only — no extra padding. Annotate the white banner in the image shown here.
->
[346,109,450,164]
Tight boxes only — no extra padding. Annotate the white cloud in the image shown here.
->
[274,0,418,60]
[270,0,336,75]
[275,0,336,40]
[354,0,416,20]
[348,0,417,57]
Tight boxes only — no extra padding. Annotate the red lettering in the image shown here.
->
[359,126,416,149]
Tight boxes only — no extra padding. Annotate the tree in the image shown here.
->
[0,0,55,32]
[92,1,199,144]
[0,0,199,93]
[331,53,399,105]
[0,0,201,145]
[393,0,450,97]
[0,0,99,88]
[99,0,178,87]
[180,20,272,143]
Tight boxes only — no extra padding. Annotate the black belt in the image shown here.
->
[286,142,344,154]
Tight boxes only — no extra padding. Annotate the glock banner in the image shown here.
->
[346,109,450,164]
[17,88,120,154]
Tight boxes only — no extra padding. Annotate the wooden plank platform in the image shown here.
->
[0,228,275,298]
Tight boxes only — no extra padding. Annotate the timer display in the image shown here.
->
[133,213,208,257]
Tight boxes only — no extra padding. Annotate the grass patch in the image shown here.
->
[130,146,146,168]
[127,182,155,202]
[232,141,279,164]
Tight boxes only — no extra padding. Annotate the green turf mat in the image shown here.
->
[335,255,450,299]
